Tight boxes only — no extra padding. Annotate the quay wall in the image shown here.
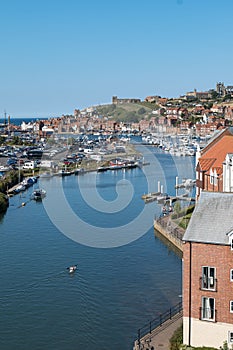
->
[153,218,184,253]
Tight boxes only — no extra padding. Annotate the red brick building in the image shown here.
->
[196,127,233,199]
[183,191,233,348]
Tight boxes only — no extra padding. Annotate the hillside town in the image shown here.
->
[1,82,233,139]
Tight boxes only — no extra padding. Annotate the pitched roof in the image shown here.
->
[197,133,233,175]
[213,166,223,175]
[201,127,233,154]
[198,158,216,171]
[183,191,233,245]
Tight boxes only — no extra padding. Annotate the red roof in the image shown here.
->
[197,133,233,175]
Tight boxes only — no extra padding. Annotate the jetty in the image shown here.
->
[141,178,195,205]
[141,192,161,203]
[142,192,195,205]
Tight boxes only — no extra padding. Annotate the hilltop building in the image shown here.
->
[185,89,212,100]
[183,191,233,349]
[112,96,141,104]
[216,82,233,97]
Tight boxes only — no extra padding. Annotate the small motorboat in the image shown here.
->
[31,189,46,201]
[67,265,77,274]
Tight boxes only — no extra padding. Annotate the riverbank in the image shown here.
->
[0,192,9,213]
[154,215,185,253]
[4,142,141,197]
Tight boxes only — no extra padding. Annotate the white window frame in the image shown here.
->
[230,301,233,313]
[229,331,233,343]
[230,269,233,281]
[202,297,215,321]
[210,173,214,185]
[210,171,217,186]
[202,266,216,290]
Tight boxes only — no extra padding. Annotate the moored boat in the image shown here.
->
[14,184,26,194]
[58,169,72,176]
[97,166,109,172]
[31,189,46,201]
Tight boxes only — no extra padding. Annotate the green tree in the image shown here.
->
[210,89,219,100]
[174,201,181,217]
[0,192,9,213]
[0,136,5,144]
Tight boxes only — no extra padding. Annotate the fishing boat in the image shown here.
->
[31,189,46,201]
[97,166,109,172]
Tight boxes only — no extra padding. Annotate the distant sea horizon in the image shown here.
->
[0,117,49,126]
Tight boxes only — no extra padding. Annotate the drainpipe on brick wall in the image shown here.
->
[188,241,192,346]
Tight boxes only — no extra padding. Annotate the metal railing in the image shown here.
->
[136,301,183,345]
[199,307,217,322]
[156,216,184,241]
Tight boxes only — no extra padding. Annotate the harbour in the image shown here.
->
[0,146,194,350]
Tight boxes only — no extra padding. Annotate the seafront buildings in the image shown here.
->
[1,82,233,139]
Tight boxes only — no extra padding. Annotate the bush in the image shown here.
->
[169,324,183,350]
[0,170,22,194]
[171,204,195,220]
[0,192,9,213]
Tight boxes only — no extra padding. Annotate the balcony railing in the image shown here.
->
[199,307,217,322]
[199,276,217,292]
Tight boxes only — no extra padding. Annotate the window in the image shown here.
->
[231,238,233,251]
[230,301,233,313]
[202,266,216,290]
[230,269,233,281]
[202,297,215,321]
[210,169,218,186]
[229,331,233,343]
[210,175,217,186]
[210,175,214,185]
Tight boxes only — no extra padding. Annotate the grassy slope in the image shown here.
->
[95,102,158,122]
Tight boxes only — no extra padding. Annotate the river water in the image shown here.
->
[0,146,195,350]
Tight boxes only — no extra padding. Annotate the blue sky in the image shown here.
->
[0,0,233,118]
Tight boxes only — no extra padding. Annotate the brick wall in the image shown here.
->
[183,241,233,323]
